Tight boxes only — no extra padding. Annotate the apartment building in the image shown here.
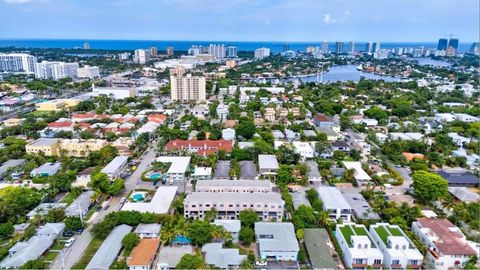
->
[170,66,206,102]
[58,139,108,157]
[184,192,284,221]
[156,156,191,183]
[335,223,384,269]
[258,155,279,179]
[26,138,60,156]
[35,61,79,79]
[412,218,478,270]
[264,107,276,122]
[164,139,233,156]
[0,53,37,74]
[317,186,353,221]
[369,223,423,269]
[195,180,273,193]
[35,99,80,112]
[77,66,100,79]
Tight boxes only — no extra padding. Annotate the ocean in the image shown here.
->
[0,39,474,53]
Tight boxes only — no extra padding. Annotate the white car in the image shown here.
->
[65,237,75,248]
[255,261,267,266]
[120,197,127,204]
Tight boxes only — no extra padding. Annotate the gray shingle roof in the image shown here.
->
[65,191,94,217]
[214,160,230,179]
[239,161,257,179]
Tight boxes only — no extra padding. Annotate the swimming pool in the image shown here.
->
[149,173,162,180]
[132,193,145,202]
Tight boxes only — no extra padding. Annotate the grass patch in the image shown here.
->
[388,226,403,237]
[352,225,368,236]
[374,225,389,245]
[71,238,103,270]
[43,251,58,261]
[339,225,355,247]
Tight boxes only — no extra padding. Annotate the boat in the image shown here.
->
[356,64,363,71]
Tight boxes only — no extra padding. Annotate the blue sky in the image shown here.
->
[0,0,478,42]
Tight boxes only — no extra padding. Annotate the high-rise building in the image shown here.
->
[170,66,206,102]
[166,47,174,56]
[0,53,37,74]
[412,48,423,58]
[306,46,317,54]
[372,42,381,52]
[321,41,329,53]
[335,42,344,54]
[35,61,79,79]
[366,42,373,53]
[282,43,289,52]
[208,44,226,59]
[149,47,158,56]
[188,45,204,56]
[469,42,479,55]
[393,47,404,55]
[348,41,356,54]
[254,47,270,59]
[226,46,237,58]
[83,42,91,50]
[437,39,448,51]
[134,49,151,64]
[447,38,459,56]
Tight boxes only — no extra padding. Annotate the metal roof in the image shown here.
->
[317,186,352,211]
[86,224,132,270]
[258,155,279,170]
[101,156,128,175]
[255,222,299,253]
[65,191,94,217]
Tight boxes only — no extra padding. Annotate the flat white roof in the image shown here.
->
[192,167,212,176]
[258,155,279,170]
[343,161,372,180]
[317,186,352,210]
[101,156,128,175]
[156,156,191,174]
[122,186,178,214]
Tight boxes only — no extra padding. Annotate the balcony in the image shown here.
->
[407,264,422,269]
[372,264,384,269]
[391,264,402,269]
[352,263,368,268]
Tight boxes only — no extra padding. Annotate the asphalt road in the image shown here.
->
[49,148,156,270]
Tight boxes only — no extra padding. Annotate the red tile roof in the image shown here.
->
[127,239,160,267]
[314,113,333,122]
[416,218,476,256]
[48,122,72,128]
[148,114,167,124]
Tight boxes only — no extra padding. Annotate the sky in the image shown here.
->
[0,0,478,42]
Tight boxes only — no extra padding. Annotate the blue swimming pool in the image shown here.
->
[150,173,162,180]
[132,193,145,201]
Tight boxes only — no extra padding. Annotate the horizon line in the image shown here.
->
[0,37,476,44]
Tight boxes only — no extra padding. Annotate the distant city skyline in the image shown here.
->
[0,0,478,42]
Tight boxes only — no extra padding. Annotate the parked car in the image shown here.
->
[256,261,267,266]
[65,237,75,248]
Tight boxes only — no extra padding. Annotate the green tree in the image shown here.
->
[45,208,66,222]
[0,222,14,237]
[236,120,256,140]
[187,220,215,246]
[108,179,125,195]
[65,216,83,231]
[364,106,388,121]
[292,205,319,229]
[412,171,448,202]
[239,210,259,228]
[176,254,205,269]
[20,259,45,270]
[121,232,140,254]
[239,227,255,245]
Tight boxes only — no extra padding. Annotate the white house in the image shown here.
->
[434,113,456,123]
[101,156,129,180]
[213,220,241,242]
[335,223,384,269]
[317,186,353,221]
[222,128,236,141]
[255,222,299,261]
[292,141,314,159]
[453,113,480,123]
[412,218,478,270]
[369,223,423,269]
[216,104,229,120]
[156,156,191,183]
[343,161,372,186]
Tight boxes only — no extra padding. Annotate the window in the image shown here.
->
[373,259,382,265]
[392,260,400,265]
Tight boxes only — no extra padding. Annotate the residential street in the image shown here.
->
[49,148,156,270]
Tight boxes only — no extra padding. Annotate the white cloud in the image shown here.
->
[3,0,35,4]
[323,14,333,24]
